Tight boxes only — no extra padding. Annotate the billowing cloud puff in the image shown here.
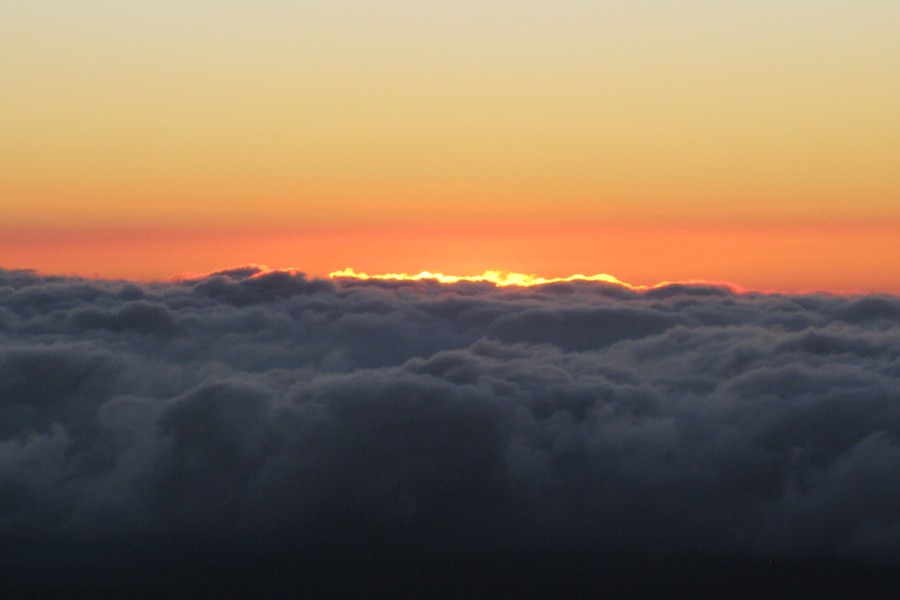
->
[1,267,899,597]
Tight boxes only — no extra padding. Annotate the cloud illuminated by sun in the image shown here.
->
[168,265,746,293]
[329,267,650,288]
[328,268,756,294]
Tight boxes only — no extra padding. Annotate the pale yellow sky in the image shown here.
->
[3,1,899,226]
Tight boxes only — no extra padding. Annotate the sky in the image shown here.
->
[2,1,899,291]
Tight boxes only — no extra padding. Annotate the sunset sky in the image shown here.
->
[2,1,898,291]
[4,5,900,595]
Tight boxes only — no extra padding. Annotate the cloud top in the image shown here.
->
[2,267,899,596]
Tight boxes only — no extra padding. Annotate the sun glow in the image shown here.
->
[328,267,756,292]
[331,267,652,289]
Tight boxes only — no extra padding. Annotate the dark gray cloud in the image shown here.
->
[1,266,899,597]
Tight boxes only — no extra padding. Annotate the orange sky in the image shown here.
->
[2,220,897,294]
[1,2,898,292]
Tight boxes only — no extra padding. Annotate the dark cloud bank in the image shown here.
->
[2,267,900,598]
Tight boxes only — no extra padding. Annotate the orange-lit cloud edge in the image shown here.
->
[163,265,884,297]
[327,267,748,292]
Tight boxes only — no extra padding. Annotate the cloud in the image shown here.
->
[1,267,899,596]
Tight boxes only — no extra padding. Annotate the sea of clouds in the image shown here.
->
[2,266,899,596]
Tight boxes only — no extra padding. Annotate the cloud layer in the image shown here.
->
[2,267,899,597]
